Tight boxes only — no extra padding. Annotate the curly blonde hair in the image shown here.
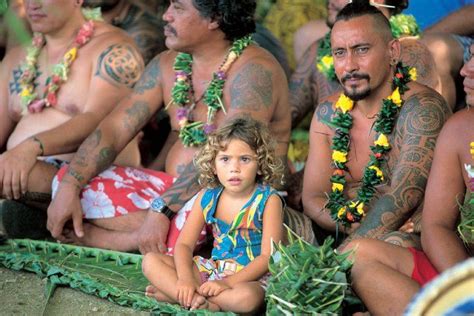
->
[194,116,284,188]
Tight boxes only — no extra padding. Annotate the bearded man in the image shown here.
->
[302,1,450,248]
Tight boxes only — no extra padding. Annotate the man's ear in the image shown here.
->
[389,38,402,63]
[208,19,220,30]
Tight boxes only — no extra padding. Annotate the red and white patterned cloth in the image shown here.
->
[52,165,207,254]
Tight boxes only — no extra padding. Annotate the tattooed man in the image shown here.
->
[47,0,291,254]
[286,0,440,209]
[302,2,450,248]
[344,44,474,316]
[0,0,143,237]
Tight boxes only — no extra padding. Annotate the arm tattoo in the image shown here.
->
[96,146,118,173]
[230,63,273,110]
[95,44,144,88]
[133,55,161,95]
[160,162,201,211]
[75,129,102,167]
[290,45,317,126]
[67,167,85,183]
[123,101,151,134]
[349,92,450,241]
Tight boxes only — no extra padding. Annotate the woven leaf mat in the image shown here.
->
[0,239,233,315]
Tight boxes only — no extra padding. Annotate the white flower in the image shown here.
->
[81,183,115,218]
[116,206,128,215]
[141,187,160,198]
[464,164,474,178]
[127,192,149,209]
[99,168,124,182]
[124,167,166,190]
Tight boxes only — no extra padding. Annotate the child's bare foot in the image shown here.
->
[190,294,220,311]
[145,285,158,298]
[145,285,174,302]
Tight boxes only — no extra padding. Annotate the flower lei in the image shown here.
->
[18,9,99,114]
[325,62,414,226]
[316,13,420,81]
[169,35,253,147]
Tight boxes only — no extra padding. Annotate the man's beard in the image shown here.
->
[341,72,371,101]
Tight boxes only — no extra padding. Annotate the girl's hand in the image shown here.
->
[176,278,198,308]
[199,280,230,297]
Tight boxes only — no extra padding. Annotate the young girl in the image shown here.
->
[142,117,285,313]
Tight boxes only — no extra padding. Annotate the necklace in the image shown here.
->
[316,13,420,81]
[19,20,95,114]
[169,35,253,147]
[325,62,414,226]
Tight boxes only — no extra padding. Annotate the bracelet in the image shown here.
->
[32,136,44,156]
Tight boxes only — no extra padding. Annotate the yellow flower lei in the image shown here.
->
[325,62,413,226]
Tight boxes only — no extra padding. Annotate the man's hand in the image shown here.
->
[176,278,199,308]
[47,181,84,241]
[198,280,230,297]
[0,141,39,199]
[137,211,170,254]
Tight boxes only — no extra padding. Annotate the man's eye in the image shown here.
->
[356,47,369,54]
[333,50,345,57]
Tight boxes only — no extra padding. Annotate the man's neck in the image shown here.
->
[43,12,88,51]
[191,38,233,72]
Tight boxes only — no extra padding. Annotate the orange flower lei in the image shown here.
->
[18,20,95,114]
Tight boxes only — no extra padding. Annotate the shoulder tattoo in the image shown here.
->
[314,101,334,124]
[230,63,273,110]
[95,43,144,88]
[133,55,161,95]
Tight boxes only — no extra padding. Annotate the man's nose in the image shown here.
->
[343,53,359,74]
[162,5,173,22]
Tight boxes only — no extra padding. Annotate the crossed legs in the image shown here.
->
[142,253,265,313]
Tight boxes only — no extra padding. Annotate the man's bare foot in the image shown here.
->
[63,223,139,251]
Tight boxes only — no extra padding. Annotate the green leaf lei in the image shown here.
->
[169,35,253,147]
[325,62,413,226]
[316,13,420,82]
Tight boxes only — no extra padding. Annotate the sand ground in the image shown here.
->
[0,267,150,315]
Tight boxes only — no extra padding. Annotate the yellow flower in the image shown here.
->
[20,86,32,97]
[64,47,78,64]
[332,150,348,163]
[369,165,384,180]
[321,55,334,67]
[470,142,474,157]
[409,67,417,81]
[332,182,344,192]
[337,206,346,219]
[350,201,365,215]
[374,133,390,148]
[335,94,354,113]
[388,87,402,106]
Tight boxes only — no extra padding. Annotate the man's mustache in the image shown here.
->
[341,72,370,83]
[164,25,177,36]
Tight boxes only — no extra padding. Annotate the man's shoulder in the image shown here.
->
[86,22,140,54]
[402,82,449,112]
[234,44,285,73]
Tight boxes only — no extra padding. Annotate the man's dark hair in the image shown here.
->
[192,0,256,41]
[335,0,392,36]
[385,0,409,15]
